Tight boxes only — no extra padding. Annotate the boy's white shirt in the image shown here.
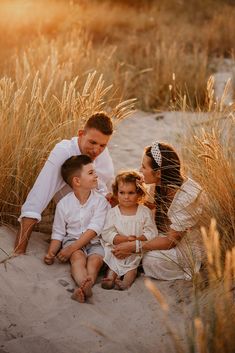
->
[51,190,110,245]
[19,137,114,222]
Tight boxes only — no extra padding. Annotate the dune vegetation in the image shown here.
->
[0,0,234,351]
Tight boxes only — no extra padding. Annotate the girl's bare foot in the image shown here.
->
[115,279,130,290]
[71,277,93,303]
[115,269,137,290]
[44,254,55,265]
[101,269,117,290]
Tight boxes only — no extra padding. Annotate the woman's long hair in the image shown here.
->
[145,143,184,232]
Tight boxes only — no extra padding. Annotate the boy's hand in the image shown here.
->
[57,245,75,263]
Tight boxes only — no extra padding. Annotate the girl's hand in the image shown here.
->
[112,241,136,259]
[128,236,137,241]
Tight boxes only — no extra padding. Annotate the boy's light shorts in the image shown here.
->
[62,238,104,258]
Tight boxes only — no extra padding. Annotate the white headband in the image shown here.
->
[151,141,162,167]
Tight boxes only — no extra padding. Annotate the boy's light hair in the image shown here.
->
[61,155,92,187]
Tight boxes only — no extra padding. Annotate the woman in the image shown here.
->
[112,141,204,280]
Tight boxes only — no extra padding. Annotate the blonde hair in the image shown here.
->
[112,170,145,202]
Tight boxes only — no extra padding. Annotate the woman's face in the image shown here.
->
[140,154,160,185]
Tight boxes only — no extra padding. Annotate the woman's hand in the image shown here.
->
[112,241,136,259]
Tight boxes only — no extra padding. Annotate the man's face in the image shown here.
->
[78,128,111,160]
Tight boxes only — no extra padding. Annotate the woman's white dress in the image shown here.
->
[101,204,157,276]
[142,178,204,280]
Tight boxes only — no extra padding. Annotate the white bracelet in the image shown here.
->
[135,240,140,253]
[139,241,143,254]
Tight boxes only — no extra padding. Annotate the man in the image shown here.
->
[14,112,114,254]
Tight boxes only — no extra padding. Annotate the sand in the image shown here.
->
[0,111,196,353]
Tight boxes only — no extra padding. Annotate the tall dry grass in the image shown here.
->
[181,78,235,258]
[0,70,135,229]
[1,0,235,110]
[145,220,235,353]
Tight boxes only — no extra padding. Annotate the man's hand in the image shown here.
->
[57,245,76,263]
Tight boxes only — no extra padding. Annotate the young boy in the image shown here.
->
[44,155,110,303]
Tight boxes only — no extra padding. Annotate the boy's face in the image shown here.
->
[78,128,111,161]
[117,181,139,208]
[73,163,98,190]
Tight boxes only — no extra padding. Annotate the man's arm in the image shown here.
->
[15,144,70,254]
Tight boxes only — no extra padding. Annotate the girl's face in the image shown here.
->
[117,181,139,208]
[140,154,161,185]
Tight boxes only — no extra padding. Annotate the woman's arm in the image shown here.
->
[112,229,185,259]
[142,229,184,251]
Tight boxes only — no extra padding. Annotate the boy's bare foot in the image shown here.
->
[71,287,85,303]
[81,277,93,298]
[44,254,55,265]
[101,269,117,290]
[71,277,93,303]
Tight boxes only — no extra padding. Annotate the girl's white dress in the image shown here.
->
[142,178,205,281]
[101,204,157,276]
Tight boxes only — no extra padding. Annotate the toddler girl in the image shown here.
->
[101,171,157,290]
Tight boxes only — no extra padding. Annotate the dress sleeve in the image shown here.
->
[101,209,119,245]
[142,206,158,240]
[168,181,205,232]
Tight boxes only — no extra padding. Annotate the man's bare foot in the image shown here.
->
[101,269,117,290]
[71,287,85,303]
[71,277,93,303]
[44,254,55,265]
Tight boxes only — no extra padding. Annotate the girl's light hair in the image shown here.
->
[112,170,145,202]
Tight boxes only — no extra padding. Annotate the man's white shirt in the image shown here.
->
[20,137,114,222]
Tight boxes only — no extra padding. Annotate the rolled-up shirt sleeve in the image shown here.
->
[19,145,69,222]
[87,197,110,235]
[51,202,66,241]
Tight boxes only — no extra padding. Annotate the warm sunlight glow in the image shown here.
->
[1,0,37,22]
[0,0,70,28]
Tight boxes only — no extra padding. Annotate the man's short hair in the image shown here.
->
[84,112,113,135]
[61,155,92,187]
